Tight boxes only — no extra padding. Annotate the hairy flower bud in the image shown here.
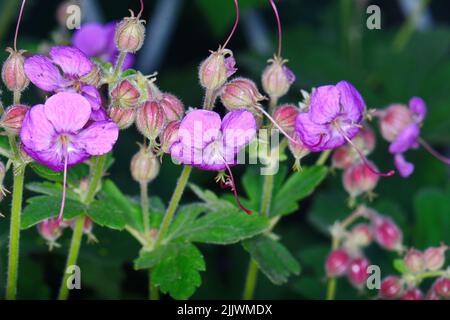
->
[108,105,136,129]
[325,249,350,277]
[0,104,29,135]
[262,56,295,99]
[111,79,141,108]
[273,104,298,134]
[332,147,353,170]
[380,276,403,299]
[379,104,414,142]
[37,218,63,250]
[130,146,160,183]
[352,126,376,156]
[401,288,424,300]
[343,161,379,199]
[2,48,29,92]
[350,223,373,247]
[220,78,264,110]
[160,93,184,122]
[160,121,180,154]
[135,101,166,140]
[115,11,146,53]
[433,277,450,299]
[199,48,236,91]
[404,249,425,274]
[288,131,310,171]
[347,257,370,288]
[373,216,403,251]
[424,245,447,271]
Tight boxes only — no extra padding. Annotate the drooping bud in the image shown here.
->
[160,121,180,154]
[0,104,28,135]
[325,249,350,277]
[332,146,353,170]
[342,161,379,199]
[372,216,403,251]
[273,104,298,134]
[352,126,376,156]
[37,218,63,251]
[380,276,403,299]
[115,11,146,53]
[220,78,264,110]
[135,101,166,141]
[2,48,29,92]
[130,146,160,183]
[160,93,184,122]
[288,131,310,171]
[199,48,236,91]
[432,277,450,299]
[379,104,414,142]
[80,63,102,87]
[426,287,441,300]
[350,223,373,247]
[261,56,295,99]
[108,105,136,129]
[401,288,424,300]
[110,79,141,108]
[404,249,425,274]
[423,245,447,271]
[347,257,370,288]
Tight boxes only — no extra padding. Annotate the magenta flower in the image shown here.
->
[171,109,256,213]
[20,92,119,220]
[24,46,103,116]
[72,22,134,70]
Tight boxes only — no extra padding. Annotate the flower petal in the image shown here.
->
[24,144,89,171]
[72,23,108,57]
[336,80,365,123]
[24,55,69,91]
[49,46,93,77]
[178,109,221,149]
[90,107,108,121]
[309,85,341,124]
[394,153,414,178]
[44,92,91,133]
[20,104,56,152]
[389,124,420,154]
[80,85,102,111]
[221,109,256,152]
[295,112,330,151]
[409,96,427,123]
[76,120,119,155]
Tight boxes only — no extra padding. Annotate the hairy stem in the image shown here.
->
[268,96,278,116]
[203,89,216,110]
[13,90,21,105]
[326,277,337,300]
[111,51,127,82]
[149,269,159,300]
[242,259,259,300]
[140,181,150,239]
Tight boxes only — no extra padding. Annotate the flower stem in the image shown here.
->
[13,90,21,105]
[5,165,25,300]
[140,181,150,239]
[149,269,159,300]
[57,215,85,300]
[260,173,274,218]
[416,270,446,282]
[316,150,331,166]
[155,165,192,247]
[203,89,216,110]
[111,51,127,82]
[242,259,259,300]
[326,277,337,300]
[268,96,278,116]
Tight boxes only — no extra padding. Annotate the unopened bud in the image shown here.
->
[220,78,264,110]
[135,101,166,141]
[37,218,62,250]
[2,48,29,92]
[325,249,350,277]
[404,249,425,274]
[432,277,450,299]
[160,93,184,122]
[423,245,447,271]
[350,223,373,247]
[342,161,379,199]
[115,11,146,53]
[380,276,403,299]
[347,257,370,288]
[160,121,180,154]
[130,146,160,183]
[373,216,403,251]
[80,63,102,87]
[261,56,295,99]
[352,126,376,156]
[288,131,310,171]
[108,106,136,129]
[401,288,424,300]
[379,104,414,142]
[273,104,298,134]
[111,79,141,108]
[199,48,236,91]
[0,104,28,135]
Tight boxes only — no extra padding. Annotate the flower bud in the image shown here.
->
[332,146,353,170]
[199,48,236,91]
[350,223,373,247]
[352,126,376,156]
[325,249,350,277]
[273,104,298,134]
[108,106,136,129]
[426,287,441,300]
[379,104,414,142]
[261,56,295,99]
[380,276,403,299]
[135,101,166,141]
[111,79,141,108]
[160,121,180,154]
[220,78,264,110]
[160,93,184,122]
[130,146,160,183]
[373,216,403,251]
[288,131,310,171]
[347,257,370,288]
[342,161,379,199]
[2,48,29,92]
[115,11,146,53]
[432,277,450,299]
[401,288,424,300]
[424,245,447,271]
[80,63,102,87]
[404,249,425,274]
[37,218,62,250]
[0,104,28,135]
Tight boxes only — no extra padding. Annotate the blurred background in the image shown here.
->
[0,0,449,299]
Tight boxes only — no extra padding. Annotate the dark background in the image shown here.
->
[0,0,449,299]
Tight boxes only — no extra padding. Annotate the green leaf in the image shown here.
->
[243,235,301,285]
[21,196,86,229]
[134,242,181,270]
[271,166,328,217]
[189,183,236,211]
[26,181,79,201]
[151,242,205,300]
[165,203,206,242]
[122,68,137,77]
[30,163,63,182]
[393,259,407,274]
[87,199,128,230]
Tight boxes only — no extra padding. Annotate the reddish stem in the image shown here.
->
[269,0,282,58]
[222,0,240,49]
[14,0,27,51]
[419,138,450,165]
[137,0,145,18]
[222,161,252,215]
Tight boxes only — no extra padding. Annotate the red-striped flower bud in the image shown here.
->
[273,104,298,134]
[325,249,350,277]
[160,121,180,154]
[372,216,403,251]
[380,276,403,299]
[432,277,450,299]
[37,218,63,251]
[401,288,424,300]
[332,146,353,170]
[379,104,414,142]
[0,104,29,135]
[343,161,379,199]
[115,11,146,53]
[111,79,141,108]
[108,106,136,129]
[350,223,373,247]
[347,257,370,288]
[288,131,310,171]
[199,48,236,91]
[220,78,264,110]
[160,93,184,122]
[262,56,295,99]
[2,48,29,92]
[404,249,425,274]
[130,146,160,183]
[135,101,166,141]
[424,245,447,271]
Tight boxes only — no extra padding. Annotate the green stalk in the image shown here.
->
[149,269,159,300]
[326,278,337,300]
[111,51,127,82]
[242,259,259,300]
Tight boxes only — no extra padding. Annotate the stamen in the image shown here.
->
[221,159,252,215]
[222,0,240,49]
[419,138,450,165]
[56,154,69,223]
[253,104,297,144]
[335,124,395,177]
[14,0,27,51]
[269,0,282,58]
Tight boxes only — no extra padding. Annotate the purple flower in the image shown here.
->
[224,55,237,77]
[282,65,296,84]
[24,46,102,112]
[72,22,134,70]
